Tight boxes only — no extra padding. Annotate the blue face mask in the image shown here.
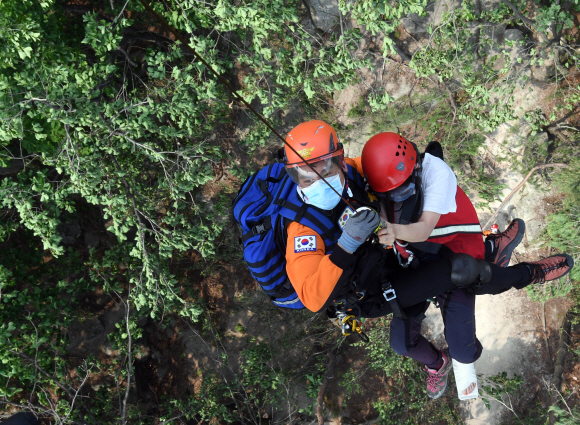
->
[299,173,344,210]
[388,181,416,202]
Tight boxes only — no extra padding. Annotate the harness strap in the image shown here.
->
[281,201,336,245]
[241,215,272,244]
[270,280,295,299]
[408,240,442,255]
[381,274,408,320]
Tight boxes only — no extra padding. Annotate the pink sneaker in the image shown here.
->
[425,349,452,399]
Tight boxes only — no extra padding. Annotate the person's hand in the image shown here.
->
[337,208,380,253]
[377,221,396,246]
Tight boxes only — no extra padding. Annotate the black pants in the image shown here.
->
[359,257,531,318]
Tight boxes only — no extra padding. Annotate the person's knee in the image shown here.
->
[449,254,492,288]
[389,335,411,356]
[448,339,482,364]
[389,320,414,356]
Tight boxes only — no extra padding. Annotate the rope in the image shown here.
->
[136,0,354,208]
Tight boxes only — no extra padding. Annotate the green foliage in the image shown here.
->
[543,208,580,284]
[525,275,575,304]
[349,318,461,424]
[548,406,580,425]
[480,371,522,410]
[410,1,520,133]
[0,0,373,420]
[368,91,395,112]
[554,158,580,206]
[161,373,235,423]
[1,0,578,422]
[339,0,428,55]
[534,2,575,35]
[347,96,368,118]
[0,234,93,408]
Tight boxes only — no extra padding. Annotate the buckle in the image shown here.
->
[252,224,266,235]
[383,288,397,301]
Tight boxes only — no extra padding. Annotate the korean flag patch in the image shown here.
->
[294,235,317,253]
[338,206,356,230]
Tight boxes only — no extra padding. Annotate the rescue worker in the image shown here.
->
[361,132,573,399]
[282,121,573,398]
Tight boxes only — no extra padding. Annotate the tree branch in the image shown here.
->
[316,352,336,425]
[500,0,536,26]
[549,311,573,425]
[483,163,568,230]
[8,350,100,425]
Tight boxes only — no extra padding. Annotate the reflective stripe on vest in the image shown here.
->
[429,224,483,238]
[273,296,302,306]
[425,186,485,259]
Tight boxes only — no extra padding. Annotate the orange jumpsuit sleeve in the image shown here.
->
[286,222,357,312]
[345,157,364,177]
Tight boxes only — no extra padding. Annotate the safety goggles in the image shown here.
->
[373,180,416,203]
[387,181,416,202]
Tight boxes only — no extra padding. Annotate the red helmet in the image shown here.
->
[361,133,417,192]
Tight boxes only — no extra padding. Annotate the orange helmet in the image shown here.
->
[361,133,417,192]
[284,120,343,167]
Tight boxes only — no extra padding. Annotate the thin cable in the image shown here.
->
[136,0,354,208]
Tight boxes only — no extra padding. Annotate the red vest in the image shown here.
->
[426,186,485,259]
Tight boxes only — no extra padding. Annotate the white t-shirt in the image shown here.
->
[421,153,457,214]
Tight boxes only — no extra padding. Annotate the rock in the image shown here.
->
[0,159,24,176]
[66,318,107,356]
[299,15,317,35]
[99,303,126,334]
[531,56,556,82]
[431,0,462,27]
[401,12,430,34]
[157,364,170,381]
[84,231,99,249]
[504,29,526,65]
[401,0,462,36]
[57,220,81,245]
[304,0,339,33]
[481,24,506,71]
[530,131,549,146]
[480,0,502,9]
[103,344,115,356]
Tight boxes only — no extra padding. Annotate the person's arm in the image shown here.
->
[378,154,457,245]
[286,222,357,312]
[378,211,441,245]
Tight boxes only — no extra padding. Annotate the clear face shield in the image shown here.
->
[286,156,342,188]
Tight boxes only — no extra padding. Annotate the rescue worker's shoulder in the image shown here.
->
[286,221,356,270]
[345,157,364,178]
[286,222,325,255]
